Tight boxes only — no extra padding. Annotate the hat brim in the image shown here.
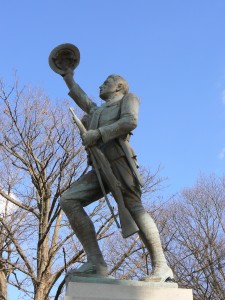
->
[49,43,80,75]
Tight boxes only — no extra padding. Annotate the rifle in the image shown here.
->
[69,107,139,238]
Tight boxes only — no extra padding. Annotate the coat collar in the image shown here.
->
[102,94,124,107]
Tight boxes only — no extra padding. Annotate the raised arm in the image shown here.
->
[63,72,97,114]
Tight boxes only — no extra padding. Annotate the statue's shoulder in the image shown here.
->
[122,93,139,103]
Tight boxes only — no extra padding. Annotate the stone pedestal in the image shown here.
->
[64,275,193,300]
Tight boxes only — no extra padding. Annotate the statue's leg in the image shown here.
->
[111,158,173,282]
[131,209,173,282]
[60,170,108,275]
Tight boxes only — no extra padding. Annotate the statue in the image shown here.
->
[49,44,174,282]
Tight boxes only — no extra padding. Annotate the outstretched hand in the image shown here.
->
[61,67,74,78]
[82,130,101,147]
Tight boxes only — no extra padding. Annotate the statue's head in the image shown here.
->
[99,74,129,101]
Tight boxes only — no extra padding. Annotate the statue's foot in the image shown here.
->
[67,262,108,276]
[141,265,174,283]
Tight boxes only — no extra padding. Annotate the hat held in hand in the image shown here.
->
[49,43,80,75]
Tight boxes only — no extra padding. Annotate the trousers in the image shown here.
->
[60,156,146,216]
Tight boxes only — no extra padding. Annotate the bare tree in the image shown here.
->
[157,175,225,300]
[0,78,91,299]
[0,147,33,300]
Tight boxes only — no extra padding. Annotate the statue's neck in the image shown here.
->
[105,93,124,104]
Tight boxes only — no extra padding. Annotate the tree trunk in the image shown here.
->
[34,280,50,300]
[0,270,7,300]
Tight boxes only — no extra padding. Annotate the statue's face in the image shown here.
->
[99,77,118,101]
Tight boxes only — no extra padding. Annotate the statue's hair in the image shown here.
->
[107,74,129,94]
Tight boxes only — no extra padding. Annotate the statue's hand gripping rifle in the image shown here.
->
[69,107,139,238]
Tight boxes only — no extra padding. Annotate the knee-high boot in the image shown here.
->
[60,199,108,275]
[132,210,173,282]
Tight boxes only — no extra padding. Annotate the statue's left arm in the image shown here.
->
[99,93,139,143]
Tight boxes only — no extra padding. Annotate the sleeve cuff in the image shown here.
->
[98,127,109,143]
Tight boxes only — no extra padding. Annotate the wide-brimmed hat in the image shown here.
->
[49,43,80,75]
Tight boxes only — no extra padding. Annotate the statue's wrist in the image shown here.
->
[96,129,101,139]
[63,71,73,79]
[63,73,75,89]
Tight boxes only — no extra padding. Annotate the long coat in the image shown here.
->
[69,83,144,187]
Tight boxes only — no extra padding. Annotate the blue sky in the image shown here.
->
[1,1,225,194]
[1,1,225,299]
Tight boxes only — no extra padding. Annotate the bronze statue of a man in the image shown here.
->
[49,44,173,282]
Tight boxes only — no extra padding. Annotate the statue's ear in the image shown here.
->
[116,83,123,92]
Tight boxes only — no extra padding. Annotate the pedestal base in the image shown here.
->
[64,275,193,300]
